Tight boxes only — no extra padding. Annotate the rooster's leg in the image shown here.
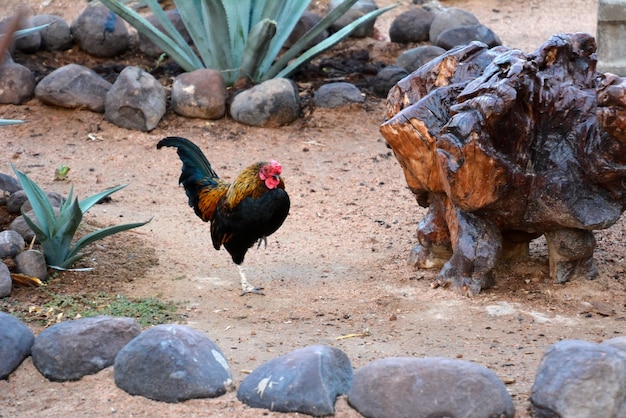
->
[237,265,265,296]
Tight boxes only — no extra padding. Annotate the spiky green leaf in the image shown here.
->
[174,0,233,76]
[143,0,194,53]
[79,184,128,213]
[21,212,47,241]
[256,0,310,78]
[0,119,24,125]
[271,3,399,80]
[41,199,83,266]
[222,0,252,66]
[12,24,50,40]
[100,0,202,71]
[54,198,83,245]
[240,19,276,81]
[64,219,151,268]
[13,165,56,236]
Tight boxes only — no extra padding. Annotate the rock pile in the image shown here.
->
[3,312,626,416]
[0,179,66,296]
[1,1,501,131]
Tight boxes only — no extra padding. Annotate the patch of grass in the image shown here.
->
[42,292,180,327]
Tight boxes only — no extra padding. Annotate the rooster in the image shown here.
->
[157,136,290,295]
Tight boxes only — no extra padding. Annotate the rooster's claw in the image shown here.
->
[240,287,265,296]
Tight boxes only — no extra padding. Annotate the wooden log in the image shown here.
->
[382,32,626,295]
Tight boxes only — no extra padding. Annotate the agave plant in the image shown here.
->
[100,0,396,85]
[12,166,150,270]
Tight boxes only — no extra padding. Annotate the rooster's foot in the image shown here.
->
[238,265,265,296]
[240,286,265,296]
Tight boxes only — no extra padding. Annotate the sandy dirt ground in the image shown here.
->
[2,1,624,417]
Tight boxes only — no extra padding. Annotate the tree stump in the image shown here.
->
[381,33,626,296]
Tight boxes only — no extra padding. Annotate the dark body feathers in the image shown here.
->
[157,136,290,266]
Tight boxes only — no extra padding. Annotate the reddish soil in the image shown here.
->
[2,1,623,417]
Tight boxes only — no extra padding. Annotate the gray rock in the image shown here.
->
[285,11,328,49]
[531,339,626,418]
[0,312,34,379]
[6,190,29,214]
[237,345,353,416]
[24,190,65,212]
[7,189,65,214]
[0,173,21,194]
[395,45,446,73]
[373,65,408,98]
[0,262,11,298]
[230,78,300,127]
[0,62,36,105]
[348,357,514,418]
[35,64,112,112]
[0,230,25,259]
[71,5,129,58]
[0,19,16,54]
[171,69,227,119]
[31,15,73,51]
[15,250,48,280]
[436,24,502,50]
[8,208,56,243]
[429,7,479,44]
[105,66,166,132]
[8,214,34,243]
[603,336,626,351]
[114,324,233,403]
[32,316,141,382]
[329,0,378,38]
[138,9,191,58]
[14,17,41,53]
[313,82,364,108]
[2,51,12,64]
[389,8,435,43]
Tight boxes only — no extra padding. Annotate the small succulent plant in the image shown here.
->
[13,166,150,270]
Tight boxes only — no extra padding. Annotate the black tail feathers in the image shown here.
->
[157,136,219,179]
[157,136,220,213]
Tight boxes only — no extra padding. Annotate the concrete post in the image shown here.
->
[597,0,626,75]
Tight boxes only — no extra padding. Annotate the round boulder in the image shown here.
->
[348,357,514,418]
[429,7,480,43]
[171,69,227,120]
[71,5,129,58]
[230,78,300,127]
[32,15,73,51]
[389,8,435,43]
[114,324,234,403]
[0,62,36,104]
